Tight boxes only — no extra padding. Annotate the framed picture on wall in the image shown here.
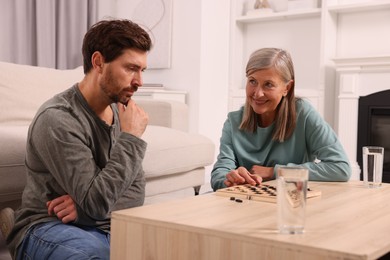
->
[117,0,173,69]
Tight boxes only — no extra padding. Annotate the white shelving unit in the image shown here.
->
[228,0,390,179]
[236,8,321,23]
[327,0,390,13]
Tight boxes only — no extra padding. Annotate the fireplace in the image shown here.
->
[357,90,390,183]
[333,56,390,180]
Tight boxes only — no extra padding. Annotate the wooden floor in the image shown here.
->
[0,232,11,260]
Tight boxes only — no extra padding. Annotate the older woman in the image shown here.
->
[211,48,351,191]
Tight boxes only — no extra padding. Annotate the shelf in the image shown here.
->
[327,0,390,14]
[333,55,390,68]
[236,8,321,23]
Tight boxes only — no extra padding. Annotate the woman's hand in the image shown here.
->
[46,194,78,224]
[224,166,262,187]
[250,165,274,181]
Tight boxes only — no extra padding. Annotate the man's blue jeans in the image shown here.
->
[17,220,110,260]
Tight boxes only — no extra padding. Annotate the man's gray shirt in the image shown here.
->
[7,84,147,258]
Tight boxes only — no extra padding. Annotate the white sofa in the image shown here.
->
[0,61,215,210]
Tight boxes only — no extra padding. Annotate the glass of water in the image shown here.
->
[277,166,309,234]
[363,146,384,188]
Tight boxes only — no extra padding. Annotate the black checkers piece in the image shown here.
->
[228,196,243,203]
[230,197,242,203]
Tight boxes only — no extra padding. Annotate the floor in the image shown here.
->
[0,184,213,260]
[0,232,10,260]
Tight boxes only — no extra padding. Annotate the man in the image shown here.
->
[7,19,152,259]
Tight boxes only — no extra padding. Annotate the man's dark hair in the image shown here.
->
[82,19,152,73]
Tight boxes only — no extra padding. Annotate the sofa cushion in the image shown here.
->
[0,61,83,126]
[142,126,215,178]
[136,100,189,131]
[0,126,28,203]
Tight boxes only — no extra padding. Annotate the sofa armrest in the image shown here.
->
[136,100,189,132]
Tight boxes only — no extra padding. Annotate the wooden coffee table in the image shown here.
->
[110,181,390,260]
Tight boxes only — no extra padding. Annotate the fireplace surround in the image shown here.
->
[334,56,390,180]
[357,90,390,183]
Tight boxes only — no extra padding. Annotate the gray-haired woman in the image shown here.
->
[211,48,351,190]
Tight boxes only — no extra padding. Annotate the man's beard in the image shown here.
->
[116,86,138,105]
[108,89,132,105]
[100,70,138,105]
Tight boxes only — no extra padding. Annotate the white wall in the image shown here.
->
[198,1,230,153]
[197,0,231,178]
